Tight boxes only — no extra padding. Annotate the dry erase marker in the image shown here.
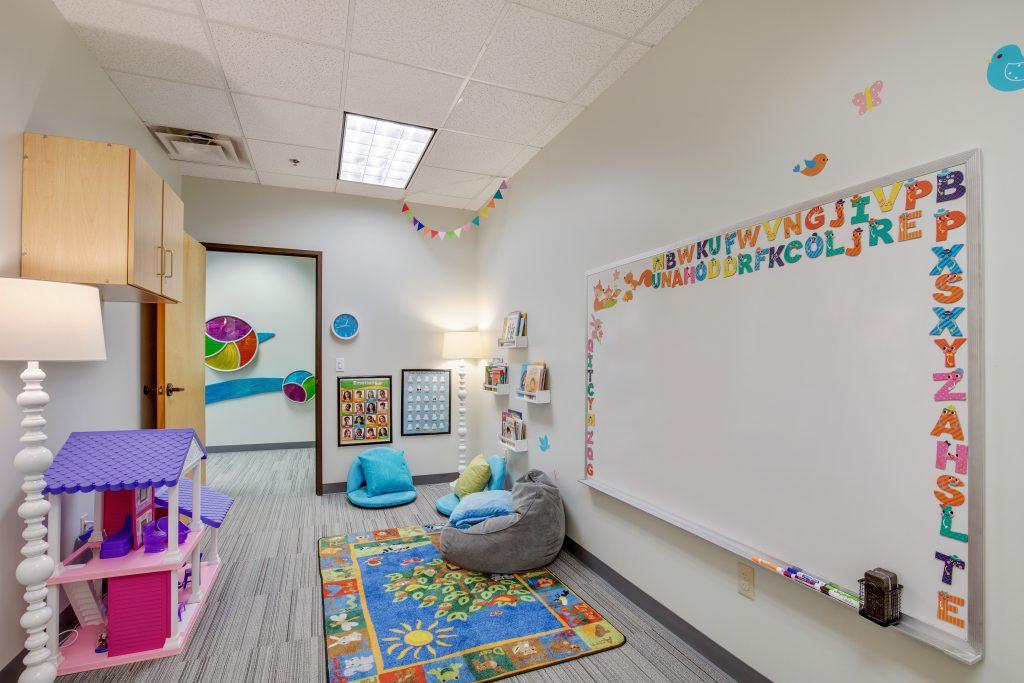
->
[793,571,827,590]
[752,557,784,574]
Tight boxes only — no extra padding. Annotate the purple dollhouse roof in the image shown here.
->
[43,429,207,495]
[154,478,234,528]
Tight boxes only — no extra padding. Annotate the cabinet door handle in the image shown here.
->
[164,249,174,279]
[156,246,164,277]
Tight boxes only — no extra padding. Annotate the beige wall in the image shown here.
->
[0,0,183,668]
[183,178,483,485]
[475,0,1023,680]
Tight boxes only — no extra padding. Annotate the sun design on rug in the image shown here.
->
[382,620,455,660]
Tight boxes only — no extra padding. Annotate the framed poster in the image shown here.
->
[401,369,451,436]
[338,376,393,446]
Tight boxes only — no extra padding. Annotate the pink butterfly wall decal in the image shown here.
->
[852,80,883,115]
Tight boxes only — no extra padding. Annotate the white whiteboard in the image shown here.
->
[583,151,982,662]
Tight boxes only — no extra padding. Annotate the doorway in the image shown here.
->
[202,243,324,495]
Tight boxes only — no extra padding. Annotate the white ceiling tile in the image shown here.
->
[422,131,523,176]
[518,0,662,37]
[444,82,565,145]
[259,172,336,192]
[176,161,258,182]
[52,0,223,87]
[202,0,347,46]
[345,54,463,129]
[246,139,339,178]
[335,180,405,200]
[464,177,504,210]
[210,24,344,107]
[408,166,494,199]
[473,4,624,100]
[530,104,584,147]
[573,42,649,105]
[233,94,340,149]
[108,71,240,135]
[635,0,702,45]
[405,192,471,210]
[350,0,505,76]
[501,145,540,177]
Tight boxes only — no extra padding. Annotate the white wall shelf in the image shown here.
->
[499,436,528,452]
[497,336,528,349]
[515,389,550,404]
[484,383,510,395]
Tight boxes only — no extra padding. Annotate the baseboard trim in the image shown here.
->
[561,536,771,683]
[322,472,457,495]
[207,441,316,453]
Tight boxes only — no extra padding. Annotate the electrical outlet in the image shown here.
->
[336,358,345,372]
[738,562,755,599]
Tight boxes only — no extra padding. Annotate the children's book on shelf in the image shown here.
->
[485,359,509,386]
[518,361,547,393]
[500,311,527,342]
[501,409,525,441]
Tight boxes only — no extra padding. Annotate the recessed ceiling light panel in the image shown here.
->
[339,113,435,189]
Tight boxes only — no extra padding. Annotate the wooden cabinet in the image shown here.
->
[21,132,184,303]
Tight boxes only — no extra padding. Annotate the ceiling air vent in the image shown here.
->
[148,126,249,168]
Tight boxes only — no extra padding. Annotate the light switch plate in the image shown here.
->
[336,358,345,372]
[738,562,755,599]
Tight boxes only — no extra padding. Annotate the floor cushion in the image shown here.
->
[449,489,514,529]
[435,492,459,517]
[348,487,417,509]
[436,454,508,517]
[347,447,417,508]
[440,470,565,573]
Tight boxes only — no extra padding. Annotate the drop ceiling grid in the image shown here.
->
[54,0,702,207]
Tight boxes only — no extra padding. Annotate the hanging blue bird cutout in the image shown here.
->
[987,44,1024,92]
[538,435,551,452]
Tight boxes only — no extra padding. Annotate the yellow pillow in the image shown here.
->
[454,454,491,498]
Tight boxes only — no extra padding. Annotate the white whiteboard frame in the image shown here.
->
[581,149,984,664]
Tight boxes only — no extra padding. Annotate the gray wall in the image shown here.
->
[183,178,484,485]
[475,0,1023,681]
[0,0,182,667]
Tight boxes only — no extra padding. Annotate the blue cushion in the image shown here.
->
[348,487,417,509]
[435,492,459,517]
[486,455,507,491]
[358,448,413,497]
[449,490,514,529]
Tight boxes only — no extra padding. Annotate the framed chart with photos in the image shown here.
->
[338,376,393,446]
[401,369,451,436]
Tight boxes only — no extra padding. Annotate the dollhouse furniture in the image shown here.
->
[435,454,507,517]
[346,447,417,508]
[440,470,565,574]
[42,428,230,675]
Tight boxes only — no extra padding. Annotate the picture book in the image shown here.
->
[518,361,547,393]
[501,408,525,442]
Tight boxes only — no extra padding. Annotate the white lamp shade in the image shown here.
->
[0,278,106,361]
[442,330,483,360]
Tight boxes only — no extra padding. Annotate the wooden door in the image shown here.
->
[128,150,165,296]
[161,183,185,303]
[157,234,206,443]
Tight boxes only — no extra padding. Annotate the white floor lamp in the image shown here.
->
[0,278,106,683]
[441,331,484,478]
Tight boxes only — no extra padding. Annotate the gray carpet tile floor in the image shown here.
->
[61,448,734,683]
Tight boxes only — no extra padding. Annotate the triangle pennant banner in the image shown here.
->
[481,207,490,218]
[401,203,410,213]
[499,180,509,190]
[487,199,496,208]
[455,228,463,238]
[494,190,503,200]
[472,216,481,226]
[447,230,456,239]
[415,222,424,232]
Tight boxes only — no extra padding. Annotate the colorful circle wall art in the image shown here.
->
[204,315,276,372]
[283,370,317,403]
[332,313,359,340]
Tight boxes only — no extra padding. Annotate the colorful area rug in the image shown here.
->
[318,524,625,682]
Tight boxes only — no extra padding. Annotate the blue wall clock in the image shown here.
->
[332,313,359,340]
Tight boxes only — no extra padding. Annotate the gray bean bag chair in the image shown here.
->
[440,469,565,573]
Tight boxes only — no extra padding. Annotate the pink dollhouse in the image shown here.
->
[42,429,233,675]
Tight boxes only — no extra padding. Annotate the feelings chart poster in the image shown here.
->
[338,376,392,446]
[401,369,451,436]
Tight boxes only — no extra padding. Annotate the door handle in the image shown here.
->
[166,383,185,395]
[164,249,174,279]
[144,385,164,396]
